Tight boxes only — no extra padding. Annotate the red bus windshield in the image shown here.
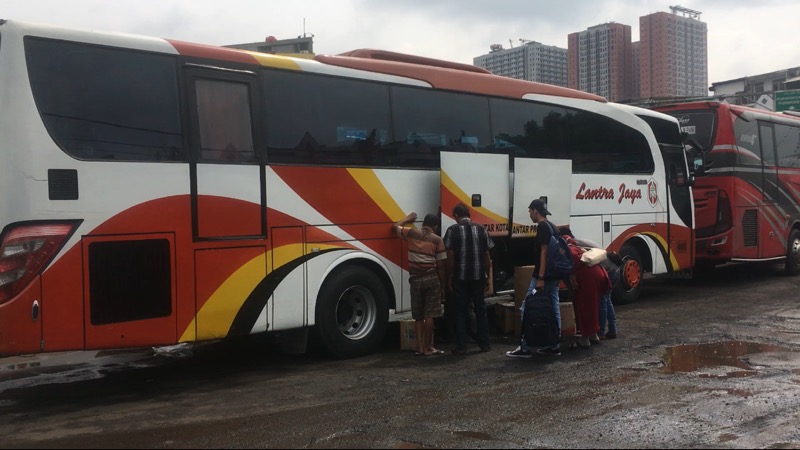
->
[672,111,716,151]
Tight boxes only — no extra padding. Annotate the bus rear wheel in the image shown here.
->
[613,244,643,305]
[315,266,389,358]
[785,229,800,275]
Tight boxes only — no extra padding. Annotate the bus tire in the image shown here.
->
[315,266,389,358]
[613,244,643,305]
[785,229,800,276]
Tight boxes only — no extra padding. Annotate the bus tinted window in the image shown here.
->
[264,70,391,166]
[391,86,490,167]
[489,98,569,159]
[734,116,761,165]
[775,123,800,168]
[25,38,183,161]
[566,110,654,174]
[636,115,684,146]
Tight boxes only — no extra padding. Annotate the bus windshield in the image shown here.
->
[669,111,716,151]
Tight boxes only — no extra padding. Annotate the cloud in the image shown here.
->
[3,0,800,85]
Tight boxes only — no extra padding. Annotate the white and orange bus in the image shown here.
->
[655,100,800,274]
[0,19,693,358]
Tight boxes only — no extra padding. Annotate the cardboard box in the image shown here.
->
[494,301,517,334]
[399,319,434,351]
[560,301,576,337]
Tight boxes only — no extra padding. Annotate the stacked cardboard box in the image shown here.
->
[494,301,517,334]
[399,319,419,351]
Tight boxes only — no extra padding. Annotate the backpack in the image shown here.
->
[523,291,559,348]
[542,221,573,280]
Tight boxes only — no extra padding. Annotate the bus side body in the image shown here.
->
[656,101,800,273]
[0,19,692,358]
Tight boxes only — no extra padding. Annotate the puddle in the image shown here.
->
[662,341,790,377]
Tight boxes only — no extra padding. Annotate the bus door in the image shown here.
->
[440,151,511,236]
[185,65,268,341]
[661,144,695,270]
[757,122,782,258]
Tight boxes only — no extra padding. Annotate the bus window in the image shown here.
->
[775,123,800,168]
[25,38,184,161]
[489,97,569,159]
[195,79,255,163]
[264,70,391,166]
[734,116,762,166]
[567,110,654,174]
[391,86,490,166]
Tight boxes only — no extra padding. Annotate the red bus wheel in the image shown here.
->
[613,244,643,305]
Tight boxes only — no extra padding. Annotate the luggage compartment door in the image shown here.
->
[440,151,510,236]
[511,158,572,236]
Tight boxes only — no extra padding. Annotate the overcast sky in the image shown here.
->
[3,0,798,87]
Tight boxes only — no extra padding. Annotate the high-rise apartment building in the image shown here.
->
[568,22,632,102]
[639,7,708,99]
[473,41,568,87]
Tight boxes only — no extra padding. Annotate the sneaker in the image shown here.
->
[505,346,532,359]
[536,347,562,356]
[604,332,617,339]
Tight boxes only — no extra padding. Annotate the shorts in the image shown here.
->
[410,272,443,320]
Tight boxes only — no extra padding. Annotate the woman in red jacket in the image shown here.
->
[564,235,611,348]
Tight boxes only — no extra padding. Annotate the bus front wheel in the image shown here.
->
[315,266,389,358]
[785,229,800,276]
[613,244,643,305]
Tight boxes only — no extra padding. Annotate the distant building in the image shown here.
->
[225,35,314,58]
[710,67,800,110]
[568,22,632,102]
[638,7,707,99]
[631,41,641,99]
[473,40,568,87]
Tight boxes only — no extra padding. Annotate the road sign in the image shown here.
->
[775,90,800,111]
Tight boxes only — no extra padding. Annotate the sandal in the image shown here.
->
[425,349,445,356]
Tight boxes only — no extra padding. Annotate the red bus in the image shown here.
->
[655,100,800,273]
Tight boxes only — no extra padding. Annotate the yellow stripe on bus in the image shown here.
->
[347,168,407,222]
[640,231,680,271]
[246,51,303,70]
[440,169,507,223]
[179,243,345,342]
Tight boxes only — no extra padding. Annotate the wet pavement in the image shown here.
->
[1,263,799,448]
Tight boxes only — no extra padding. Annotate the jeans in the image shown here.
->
[453,279,490,350]
[598,269,619,336]
[519,277,561,350]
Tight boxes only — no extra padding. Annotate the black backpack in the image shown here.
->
[542,221,573,280]
[523,291,559,348]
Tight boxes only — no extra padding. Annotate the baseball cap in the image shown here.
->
[528,199,551,216]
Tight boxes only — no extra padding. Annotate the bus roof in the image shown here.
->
[3,19,606,105]
[655,100,800,124]
[316,49,607,104]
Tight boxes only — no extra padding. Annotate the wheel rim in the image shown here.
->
[622,259,641,290]
[336,285,377,340]
[791,236,800,267]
